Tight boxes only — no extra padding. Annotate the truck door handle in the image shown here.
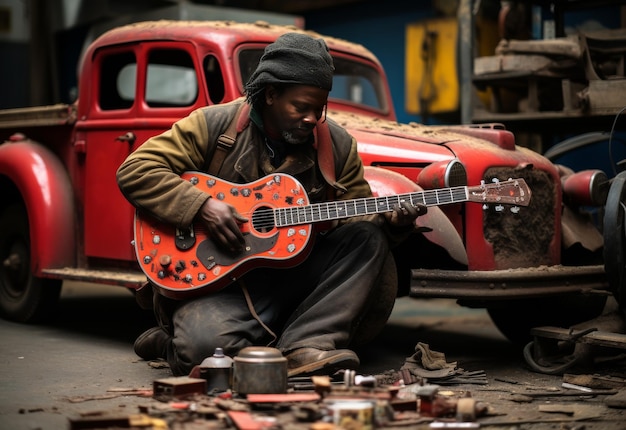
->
[116,132,136,145]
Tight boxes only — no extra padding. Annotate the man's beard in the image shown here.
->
[282,129,311,145]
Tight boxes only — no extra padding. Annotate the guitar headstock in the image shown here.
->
[467,178,531,207]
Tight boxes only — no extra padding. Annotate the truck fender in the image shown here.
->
[363,166,468,266]
[0,138,75,273]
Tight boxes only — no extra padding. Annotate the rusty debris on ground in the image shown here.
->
[64,343,626,430]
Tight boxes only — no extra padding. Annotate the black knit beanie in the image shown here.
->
[245,32,335,99]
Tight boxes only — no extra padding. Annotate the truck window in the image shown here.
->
[330,57,384,110]
[238,49,263,89]
[146,49,198,107]
[100,52,136,110]
[237,48,386,112]
[204,55,225,105]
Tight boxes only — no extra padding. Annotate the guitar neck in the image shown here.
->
[275,186,468,227]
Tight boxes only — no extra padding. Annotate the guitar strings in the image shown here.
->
[251,189,467,221]
[247,189,468,230]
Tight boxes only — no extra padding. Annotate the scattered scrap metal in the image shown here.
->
[69,373,491,429]
[66,342,626,429]
[68,343,493,429]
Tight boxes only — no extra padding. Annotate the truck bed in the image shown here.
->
[0,104,76,129]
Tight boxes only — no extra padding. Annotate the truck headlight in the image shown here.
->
[562,169,609,207]
[417,159,467,189]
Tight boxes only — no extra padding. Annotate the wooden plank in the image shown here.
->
[474,55,553,76]
[587,80,626,110]
[495,37,582,59]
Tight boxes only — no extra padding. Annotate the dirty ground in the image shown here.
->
[1,282,625,429]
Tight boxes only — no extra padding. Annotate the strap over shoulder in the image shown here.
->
[206,102,250,175]
[314,119,338,187]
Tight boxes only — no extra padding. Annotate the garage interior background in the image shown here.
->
[0,0,624,154]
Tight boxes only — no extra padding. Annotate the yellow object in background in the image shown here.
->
[405,17,459,115]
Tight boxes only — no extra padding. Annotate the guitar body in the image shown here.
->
[134,172,314,298]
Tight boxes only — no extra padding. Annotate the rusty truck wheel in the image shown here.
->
[604,171,626,309]
[0,204,61,322]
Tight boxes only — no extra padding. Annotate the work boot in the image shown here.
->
[133,327,169,360]
[286,348,359,377]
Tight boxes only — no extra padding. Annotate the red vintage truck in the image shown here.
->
[0,20,616,343]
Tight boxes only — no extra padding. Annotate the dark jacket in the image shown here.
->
[116,98,376,230]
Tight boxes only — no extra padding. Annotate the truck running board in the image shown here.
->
[41,267,146,288]
[411,264,609,300]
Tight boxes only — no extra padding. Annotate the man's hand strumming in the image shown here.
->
[197,198,248,253]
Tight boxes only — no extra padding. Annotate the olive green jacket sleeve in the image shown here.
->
[116,108,217,228]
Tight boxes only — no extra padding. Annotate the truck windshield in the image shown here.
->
[237,48,387,113]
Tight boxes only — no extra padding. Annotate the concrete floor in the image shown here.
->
[0,283,169,429]
[0,282,497,429]
[1,282,625,430]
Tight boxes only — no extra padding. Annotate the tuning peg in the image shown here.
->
[510,206,520,214]
[483,204,489,210]
[495,204,504,212]
[492,178,500,184]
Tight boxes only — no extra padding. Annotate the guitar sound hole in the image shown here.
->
[251,206,275,233]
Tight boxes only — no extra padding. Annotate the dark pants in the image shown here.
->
[155,221,394,376]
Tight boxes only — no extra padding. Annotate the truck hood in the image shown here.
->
[327,110,557,183]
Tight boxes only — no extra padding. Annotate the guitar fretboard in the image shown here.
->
[273,186,469,227]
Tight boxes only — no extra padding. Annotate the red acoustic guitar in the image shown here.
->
[134,172,531,298]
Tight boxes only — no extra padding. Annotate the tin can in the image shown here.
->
[325,400,375,430]
[233,346,287,394]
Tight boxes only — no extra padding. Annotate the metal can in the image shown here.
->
[233,346,287,394]
[325,400,375,430]
[198,347,233,392]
